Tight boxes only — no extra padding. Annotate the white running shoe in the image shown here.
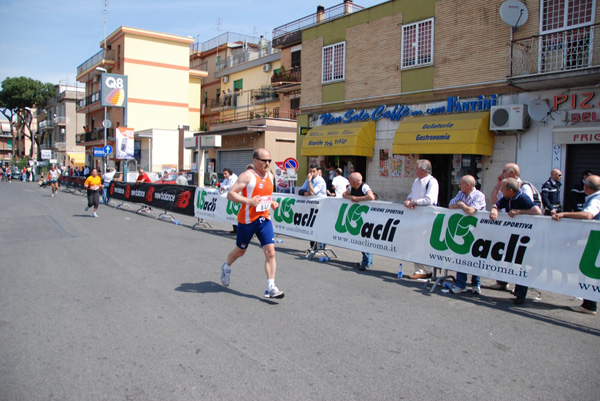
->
[264,286,285,299]
[93,212,98,218]
[220,263,231,287]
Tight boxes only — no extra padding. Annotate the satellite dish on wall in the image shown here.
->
[528,99,551,122]
[500,0,529,31]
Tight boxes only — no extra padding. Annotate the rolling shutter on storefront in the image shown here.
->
[565,144,600,200]
[218,150,254,176]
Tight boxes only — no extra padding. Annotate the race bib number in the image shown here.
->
[91,185,99,191]
[256,196,272,212]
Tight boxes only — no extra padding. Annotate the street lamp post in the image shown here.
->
[95,67,108,174]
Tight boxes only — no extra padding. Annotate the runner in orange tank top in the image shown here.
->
[219,148,285,299]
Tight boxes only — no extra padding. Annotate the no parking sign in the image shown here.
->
[283,158,298,172]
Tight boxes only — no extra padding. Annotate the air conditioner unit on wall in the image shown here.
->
[222,75,229,83]
[490,104,530,132]
[263,63,271,72]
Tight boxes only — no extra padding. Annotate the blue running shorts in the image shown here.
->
[236,216,274,249]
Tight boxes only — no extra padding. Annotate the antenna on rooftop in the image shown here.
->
[215,18,222,57]
[103,0,109,52]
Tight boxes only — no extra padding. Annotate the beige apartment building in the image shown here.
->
[37,84,85,169]
[190,34,298,186]
[76,26,207,175]
[283,0,600,207]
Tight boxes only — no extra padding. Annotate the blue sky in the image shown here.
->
[1,0,385,87]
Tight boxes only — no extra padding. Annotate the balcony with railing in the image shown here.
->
[54,142,67,152]
[272,2,365,47]
[54,116,67,125]
[76,128,115,144]
[271,67,301,85]
[209,108,299,126]
[509,23,600,90]
[39,120,51,130]
[76,91,101,110]
[76,48,115,77]
[190,32,260,55]
[215,44,280,73]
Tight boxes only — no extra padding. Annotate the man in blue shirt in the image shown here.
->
[489,178,542,304]
[299,164,327,197]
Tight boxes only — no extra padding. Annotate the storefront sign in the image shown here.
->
[554,126,600,144]
[552,91,600,123]
[319,94,498,125]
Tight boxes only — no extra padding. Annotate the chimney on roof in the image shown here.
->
[316,5,325,23]
[344,0,354,15]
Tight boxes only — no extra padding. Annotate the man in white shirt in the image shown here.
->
[175,171,188,185]
[101,167,117,204]
[404,159,439,279]
[220,168,238,193]
[331,168,349,198]
[220,168,239,233]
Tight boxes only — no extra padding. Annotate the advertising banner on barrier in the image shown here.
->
[108,182,196,216]
[58,178,600,301]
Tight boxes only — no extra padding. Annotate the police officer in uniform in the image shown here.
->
[541,169,563,216]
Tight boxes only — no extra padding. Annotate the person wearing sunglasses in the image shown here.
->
[541,169,562,216]
[219,148,284,299]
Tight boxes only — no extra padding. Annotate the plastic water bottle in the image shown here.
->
[173,219,181,225]
[319,256,330,262]
[275,239,284,244]
[397,263,403,279]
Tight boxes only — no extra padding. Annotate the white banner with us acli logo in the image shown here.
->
[194,189,600,301]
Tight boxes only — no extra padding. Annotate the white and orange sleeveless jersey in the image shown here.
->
[238,170,274,224]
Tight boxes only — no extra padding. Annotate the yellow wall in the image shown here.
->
[189,77,202,131]
[122,33,194,131]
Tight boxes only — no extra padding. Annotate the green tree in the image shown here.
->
[0,77,55,160]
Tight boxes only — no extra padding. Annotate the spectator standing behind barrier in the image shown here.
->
[447,175,487,294]
[303,165,328,252]
[343,172,376,270]
[569,169,593,211]
[404,159,439,279]
[219,148,284,299]
[489,178,542,305]
[331,168,349,198]
[491,163,534,203]
[175,171,188,186]
[552,174,600,315]
[136,168,152,184]
[220,168,238,234]
[102,167,116,204]
[541,169,562,216]
[84,168,103,218]
[489,163,533,291]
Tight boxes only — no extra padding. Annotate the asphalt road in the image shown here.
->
[1,181,599,401]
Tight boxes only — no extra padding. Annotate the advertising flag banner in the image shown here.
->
[116,127,135,159]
